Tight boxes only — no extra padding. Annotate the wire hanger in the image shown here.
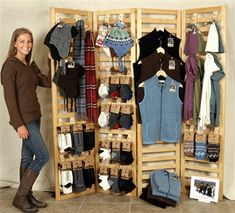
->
[156,64,167,78]
[156,40,165,54]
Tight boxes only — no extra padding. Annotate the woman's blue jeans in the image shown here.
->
[20,120,49,173]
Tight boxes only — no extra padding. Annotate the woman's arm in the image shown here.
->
[31,60,51,88]
[1,65,25,130]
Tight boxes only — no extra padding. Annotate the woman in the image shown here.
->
[1,28,51,212]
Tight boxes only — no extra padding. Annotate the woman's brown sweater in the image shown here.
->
[1,57,51,130]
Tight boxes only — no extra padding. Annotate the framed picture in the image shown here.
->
[190,176,220,203]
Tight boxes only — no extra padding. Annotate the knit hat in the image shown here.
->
[44,23,61,60]
[205,22,223,53]
[49,23,78,58]
[98,83,109,99]
[184,30,199,55]
[119,114,133,129]
[120,84,133,101]
[98,112,110,128]
[109,112,120,129]
[104,21,133,72]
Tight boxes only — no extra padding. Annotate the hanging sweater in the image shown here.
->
[198,53,220,131]
[139,75,183,144]
[1,57,51,130]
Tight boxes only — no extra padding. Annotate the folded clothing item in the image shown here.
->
[139,185,167,209]
[147,183,176,207]
[150,170,181,202]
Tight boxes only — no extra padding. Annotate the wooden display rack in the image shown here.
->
[50,7,95,200]
[93,9,137,196]
[136,8,182,196]
[49,5,227,201]
[180,6,227,200]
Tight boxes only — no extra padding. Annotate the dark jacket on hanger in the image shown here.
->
[137,28,182,62]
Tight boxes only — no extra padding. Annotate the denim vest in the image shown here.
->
[139,75,182,144]
[150,170,181,202]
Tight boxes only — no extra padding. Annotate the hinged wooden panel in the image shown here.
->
[181,6,226,200]
[50,7,95,201]
[136,8,182,196]
[93,8,137,196]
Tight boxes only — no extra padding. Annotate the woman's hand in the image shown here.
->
[17,125,29,139]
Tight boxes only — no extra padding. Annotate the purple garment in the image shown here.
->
[183,56,199,121]
[184,31,199,55]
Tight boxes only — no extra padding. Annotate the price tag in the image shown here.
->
[110,167,119,177]
[121,168,131,180]
[121,105,132,114]
[110,76,120,84]
[120,76,131,85]
[167,37,174,47]
[110,104,121,114]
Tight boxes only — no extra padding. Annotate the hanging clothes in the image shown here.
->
[210,54,225,126]
[198,53,220,131]
[137,28,182,62]
[85,30,98,123]
[193,58,204,122]
[139,75,183,144]
[135,51,184,123]
[133,29,185,124]
[184,30,199,55]
[183,55,199,121]
[74,20,87,120]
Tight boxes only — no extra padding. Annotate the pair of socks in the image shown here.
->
[83,131,95,151]
[195,141,207,160]
[83,168,95,188]
[71,132,84,155]
[118,177,136,194]
[109,112,133,129]
[207,143,220,162]
[120,150,134,165]
[111,150,133,165]
[98,174,110,190]
[184,141,194,157]
[99,148,111,161]
[108,177,120,193]
[73,169,86,192]
[111,149,121,163]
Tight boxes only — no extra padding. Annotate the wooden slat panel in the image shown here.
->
[185,7,223,14]
[142,164,177,171]
[142,17,177,24]
[181,6,226,200]
[184,163,219,173]
[141,8,178,15]
[142,146,176,153]
[142,155,176,162]
[142,27,176,34]
[51,7,95,200]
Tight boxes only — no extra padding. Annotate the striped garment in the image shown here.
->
[195,141,207,160]
[85,30,98,123]
[74,20,87,120]
[207,143,220,162]
[184,141,195,157]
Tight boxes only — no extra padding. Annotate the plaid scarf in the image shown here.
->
[74,20,87,119]
[85,30,98,123]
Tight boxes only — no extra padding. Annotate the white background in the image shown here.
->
[0,0,234,199]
